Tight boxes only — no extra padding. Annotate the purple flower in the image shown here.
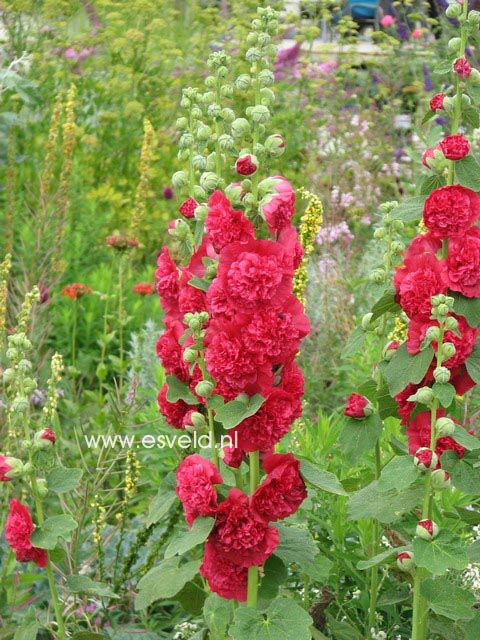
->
[64,48,77,60]
[86,603,96,613]
[163,187,174,200]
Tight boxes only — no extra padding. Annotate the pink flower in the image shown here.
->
[205,192,254,253]
[439,135,470,161]
[394,253,447,318]
[454,57,472,79]
[412,29,422,40]
[423,186,480,239]
[200,541,248,601]
[380,15,396,27]
[261,177,296,235]
[155,248,179,313]
[344,394,372,419]
[5,500,48,568]
[176,455,223,526]
[445,227,480,297]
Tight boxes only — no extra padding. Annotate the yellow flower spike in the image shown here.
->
[388,316,408,344]
[293,189,324,308]
[130,118,155,238]
[41,89,65,197]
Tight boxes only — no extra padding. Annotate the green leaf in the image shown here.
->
[229,598,313,640]
[451,293,480,328]
[47,467,83,493]
[376,378,399,420]
[14,608,40,640]
[30,515,77,550]
[452,425,480,451]
[203,594,234,639]
[390,195,427,223]
[259,555,288,600]
[468,539,480,563]
[66,575,119,599]
[413,529,469,575]
[348,481,423,523]
[211,394,265,430]
[433,59,453,74]
[466,611,480,640]
[464,108,480,129]
[338,414,383,465]
[327,615,363,640]
[468,83,480,104]
[377,456,419,492]
[166,375,198,405]
[370,290,400,322]
[274,523,318,569]
[417,173,447,196]
[441,451,480,495]
[383,343,434,396]
[465,343,480,384]
[135,558,202,610]
[455,155,480,192]
[341,326,366,359]
[377,584,411,605]
[303,554,334,582]
[71,634,107,640]
[165,517,215,559]
[300,459,348,496]
[357,545,409,570]
[421,577,475,621]
[432,382,456,408]
[421,110,435,125]
[147,472,177,526]
[176,578,207,615]
[189,276,210,293]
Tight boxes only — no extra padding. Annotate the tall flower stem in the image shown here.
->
[118,253,125,393]
[448,0,468,185]
[247,450,260,608]
[71,298,78,370]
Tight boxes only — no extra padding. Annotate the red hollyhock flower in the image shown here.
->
[344,393,371,419]
[279,360,305,409]
[206,280,236,322]
[40,428,56,445]
[208,489,279,568]
[405,233,442,259]
[133,282,155,296]
[394,253,447,318]
[406,410,466,462]
[216,237,295,313]
[5,499,48,568]
[155,248,179,312]
[395,382,422,425]
[423,185,480,239]
[261,177,296,235]
[235,155,257,176]
[200,540,248,601]
[407,314,478,369]
[179,197,198,219]
[205,192,254,253]
[178,270,208,315]
[231,389,299,452]
[223,446,246,469]
[157,384,190,429]
[156,320,189,382]
[439,135,470,161]
[176,455,223,526]
[205,319,274,395]
[251,453,307,522]
[445,227,480,298]
[454,57,471,78]
[430,94,445,112]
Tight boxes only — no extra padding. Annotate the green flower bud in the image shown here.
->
[431,469,451,491]
[448,37,462,53]
[246,32,258,45]
[191,411,207,429]
[247,105,270,123]
[436,303,450,317]
[258,69,275,87]
[373,228,386,239]
[191,106,202,119]
[416,519,439,540]
[172,171,189,189]
[260,88,275,106]
[3,368,15,384]
[180,97,191,109]
[469,68,480,85]
[433,366,451,383]
[436,416,455,437]
[361,313,375,331]
[200,172,220,192]
[220,108,235,122]
[225,183,244,204]
[442,342,456,360]
[36,478,49,499]
[246,46,263,62]
[264,134,285,156]
[415,387,434,405]
[446,4,462,18]
[192,185,207,201]
[192,154,207,171]
[425,326,441,342]
[205,75,216,88]
[235,74,252,90]
[369,268,386,284]
[202,91,215,105]
[183,348,198,363]
[195,380,215,398]
[207,103,221,118]
[175,117,188,131]
[1,456,25,480]
[23,377,37,394]
[461,93,472,108]
[468,9,480,24]
[179,133,194,149]
[194,205,208,222]
[205,263,218,280]
[444,316,459,332]
[18,359,32,373]
[218,134,235,152]
[11,396,29,413]
[442,96,455,114]
[6,347,18,361]
[221,84,234,98]
[231,118,251,137]
[393,220,404,232]
[397,551,415,572]
[197,125,213,141]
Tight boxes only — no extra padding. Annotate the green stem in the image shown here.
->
[367,443,382,637]
[118,253,125,392]
[247,450,260,608]
[71,299,77,370]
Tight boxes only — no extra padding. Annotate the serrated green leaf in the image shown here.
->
[166,375,198,405]
[274,523,318,569]
[441,451,480,494]
[465,343,480,384]
[377,456,419,492]
[455,155,480,192]
[413,529,469,575]
[341,326,366,359]
[370,289,399,322]
[432,382,456,408]
[47,467,83,493]
[258,555,288,600]
[338,414,383,465]
[433,59,453,74]
[135,558,202,610]
[203,594,234,639]
[464,108,480,129]
[452,425,480,450]
[348,481,423,523]
[146,472,177,526]
[451,293,480,328]
[421,577,475,621]
[165,517,214,559]
[30,514,77,550]
[229,598,313,640]
[66,575,119,599]
[376,377,400,419]
[383,343,434,396]
[390,195,427,223]
[300,459,348,496]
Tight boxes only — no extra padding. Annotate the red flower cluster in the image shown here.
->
[155,173,308,600]
[176,453,306,600]
[5,500,48,568]
[132,282,155,296]
[61,283,92,300]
